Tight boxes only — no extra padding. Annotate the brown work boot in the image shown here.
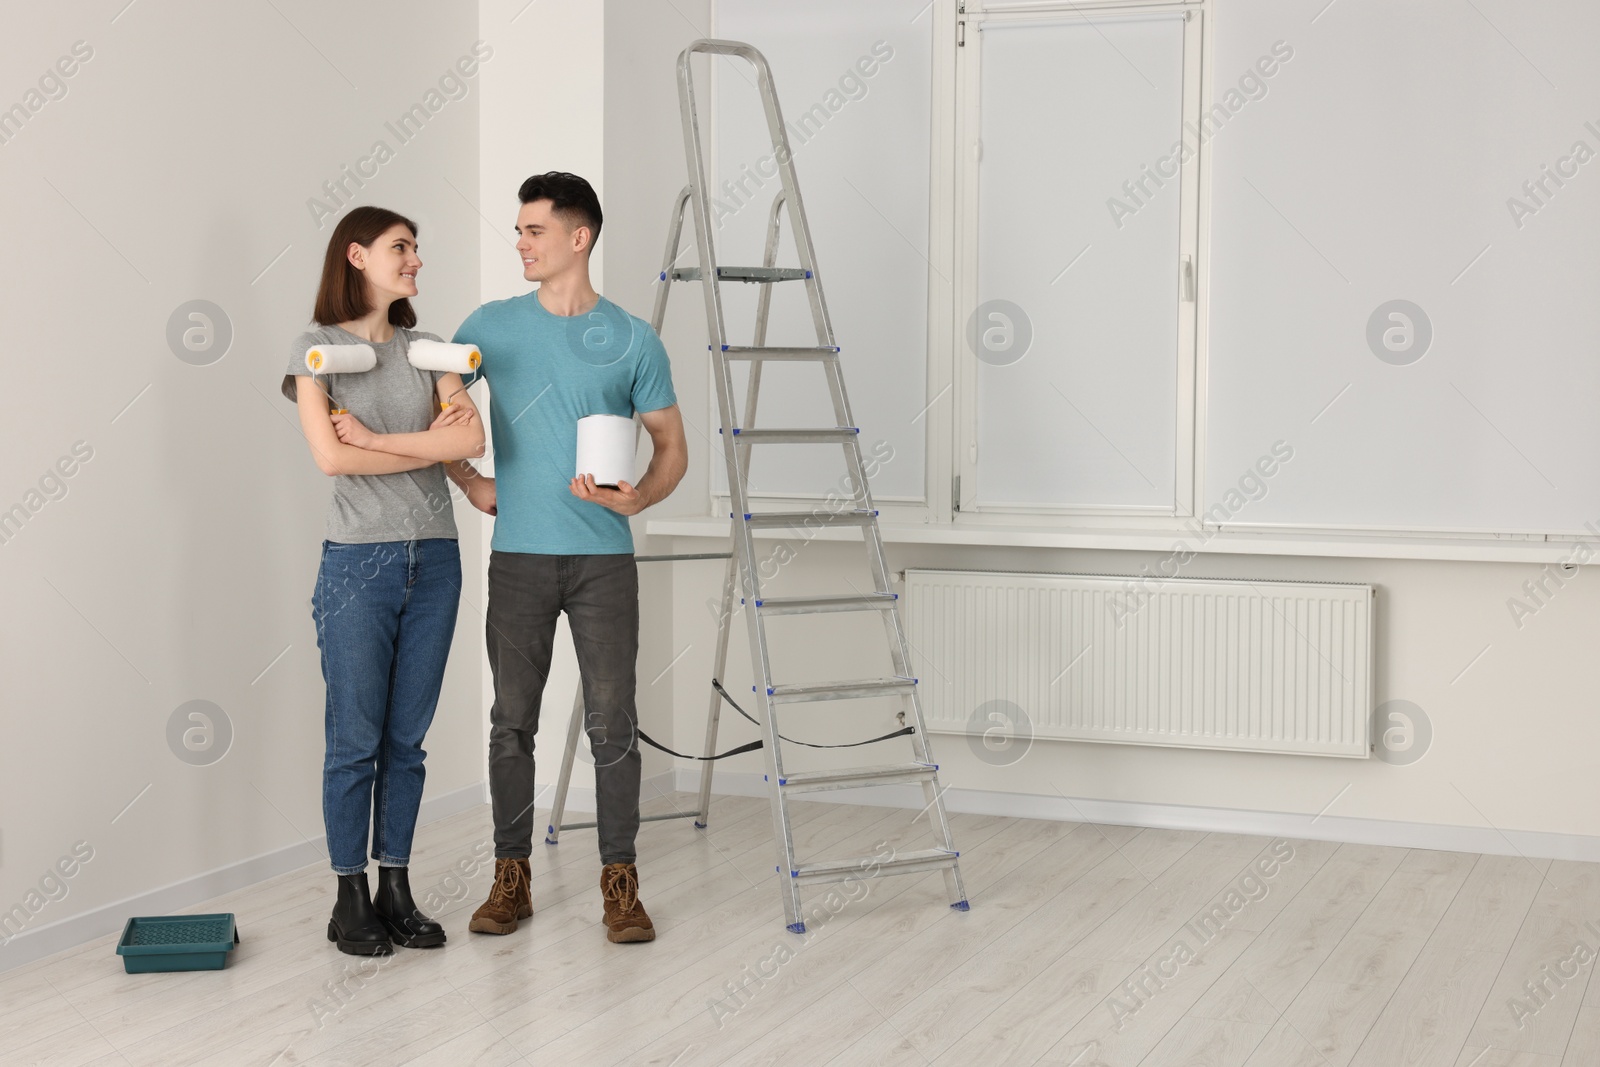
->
[600,863,655,943]
[468,857,532,934]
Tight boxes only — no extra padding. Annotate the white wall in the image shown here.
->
[661,536,1600,850]
[602,0,719,785]
[614,1,1600,859]
[0,0,486,968]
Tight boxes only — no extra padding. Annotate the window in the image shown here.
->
[703,0,1205,527]
[952,1,1204,520]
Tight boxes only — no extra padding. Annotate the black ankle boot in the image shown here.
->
[328,872,393,956]
[374,866,446,948]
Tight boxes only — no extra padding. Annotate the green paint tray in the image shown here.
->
[115,913,239,973]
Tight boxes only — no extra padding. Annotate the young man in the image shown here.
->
[447,172,688,943]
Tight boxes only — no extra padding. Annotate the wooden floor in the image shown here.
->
[6,792,1600,1066]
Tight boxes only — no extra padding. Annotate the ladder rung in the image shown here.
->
[751,593,897,616]
[763,677,917,704]
[740,509,877,530]
[722,428,858,444]
[774,763,936,794]
[790,848,959,885]
[719,345,839,362]
[666,266,811,283]
[550,810,699,833]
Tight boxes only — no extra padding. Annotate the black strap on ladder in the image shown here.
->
[634,678,915,761]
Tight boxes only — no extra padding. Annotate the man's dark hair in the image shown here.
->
[518,171,602,252]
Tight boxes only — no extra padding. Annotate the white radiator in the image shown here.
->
[903,569,1373,758]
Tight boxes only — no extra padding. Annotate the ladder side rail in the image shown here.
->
[752,71,835,350]
[735,190,789,501]
[752,190,787,346]
[542,686,588,844]
[647,185,730,825]
[699,190,789,830]
[675,47,733,358]
[733,189,789,512]
[649,186,694,334]
[695,552,740,825]
[678,43,806,928]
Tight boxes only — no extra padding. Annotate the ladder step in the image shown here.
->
[719,345,839,362]
[740,509,877,530]
[789,848,959,885]
[722,427,858,444]
[667,266,811,283]
[763,676,917,704]
[751,592,897,616]
[774,763,936,794]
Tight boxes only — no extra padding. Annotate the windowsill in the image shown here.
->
[644,514,1582,565]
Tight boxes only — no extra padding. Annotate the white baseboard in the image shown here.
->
[0,781,488,974]
[680,769,1600,864]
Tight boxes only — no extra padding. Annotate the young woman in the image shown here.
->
[283,206,485,956]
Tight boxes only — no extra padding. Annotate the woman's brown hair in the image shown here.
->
[313,206,419,328]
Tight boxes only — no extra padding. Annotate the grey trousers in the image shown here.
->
[485,550,641,866]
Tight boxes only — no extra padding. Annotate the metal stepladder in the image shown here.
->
[654,39,968,933]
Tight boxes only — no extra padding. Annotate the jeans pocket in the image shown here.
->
[315,542,363,623]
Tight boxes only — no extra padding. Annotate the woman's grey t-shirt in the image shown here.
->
[283,325,459,544]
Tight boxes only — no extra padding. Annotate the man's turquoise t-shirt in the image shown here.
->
[453,291,677,555]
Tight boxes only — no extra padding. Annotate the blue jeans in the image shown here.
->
[312,538,461,875]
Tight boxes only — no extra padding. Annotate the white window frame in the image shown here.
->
[940,0,1208,529]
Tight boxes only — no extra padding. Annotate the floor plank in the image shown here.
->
[1347,855,1547,1067]
[1466,860,1600,1059]
[5,796,1600,1067]
[1278,848,1479,1067]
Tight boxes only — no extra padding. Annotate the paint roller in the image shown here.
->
[408,339,482,410]
[303,343,375,414]
[301,338,482,414]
